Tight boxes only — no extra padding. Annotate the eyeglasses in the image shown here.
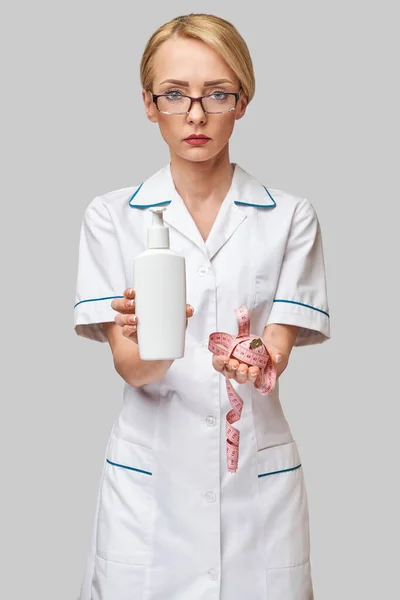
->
[151,89,242,115]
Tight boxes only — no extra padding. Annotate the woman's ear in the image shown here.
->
[235,94,248,121]
[142,89,159,123]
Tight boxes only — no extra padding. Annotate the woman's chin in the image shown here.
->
[175,144,228,163]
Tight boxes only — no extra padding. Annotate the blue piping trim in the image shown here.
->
[234,185,276,208]
[74,295,124,309]
[263,186,277,205]
[128,182,144,203]
[128,182,172,209]
[258,463,302,478]
[273,299,330,318]
[106,458,152,476]
[129,181,276,209]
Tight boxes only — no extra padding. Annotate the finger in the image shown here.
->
[236,363,248,383]
[269,351,283,366]
[228,359,239,371]
[114,313,138,328]
[225,359,239,378]
[248,366,260,381]
[122,324,138,341]
[111,295,135,314]
[186,304,195,318]
[263,343,284,366]
[212,354,230,373]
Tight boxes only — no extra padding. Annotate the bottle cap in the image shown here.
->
[148,206,170,249]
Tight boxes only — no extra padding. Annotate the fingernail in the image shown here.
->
[189,305,195,314]
[223,358,230,365]
[275,354,282,363]
[249,372,257,378]
[129,289,134,295]
[127,299,135,307]
[129,315,137,323]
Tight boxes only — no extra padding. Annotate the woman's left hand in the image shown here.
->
[212,342,288,384]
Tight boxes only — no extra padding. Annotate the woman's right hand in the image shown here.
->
[111,288,195,343]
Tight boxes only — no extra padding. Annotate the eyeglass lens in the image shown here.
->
[157,92,236,114]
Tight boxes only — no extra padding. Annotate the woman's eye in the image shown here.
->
[210,91,229,101]
[164,89,183,98]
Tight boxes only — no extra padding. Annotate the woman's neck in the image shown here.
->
[169,150,234,210]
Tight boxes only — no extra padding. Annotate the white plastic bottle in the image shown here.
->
[133,206,187,360]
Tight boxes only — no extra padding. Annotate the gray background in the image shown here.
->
[2,1,399,598]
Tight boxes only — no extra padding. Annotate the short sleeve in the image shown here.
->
[73,196,126,342]
[266,197,331,347]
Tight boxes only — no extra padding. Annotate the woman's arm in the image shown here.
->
[102,322,174,387]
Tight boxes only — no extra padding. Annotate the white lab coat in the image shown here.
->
[74,162,330,600]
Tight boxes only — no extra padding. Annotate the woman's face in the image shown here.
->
[142,36,248,163]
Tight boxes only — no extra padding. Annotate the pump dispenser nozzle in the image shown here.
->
[148,206,170,249]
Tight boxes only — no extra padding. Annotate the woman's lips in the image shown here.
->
[184,137,210,146]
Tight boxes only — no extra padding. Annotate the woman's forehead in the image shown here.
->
[153,38,237,85]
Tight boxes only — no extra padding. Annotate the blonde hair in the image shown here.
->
[140,13,255,103]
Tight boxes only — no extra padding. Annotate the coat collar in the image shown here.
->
[128,162,276,260]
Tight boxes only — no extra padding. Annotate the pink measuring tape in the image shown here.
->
[208,306,277,473]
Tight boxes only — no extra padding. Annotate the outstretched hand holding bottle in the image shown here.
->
[107,288,195,387]
[111,287,195,344]
[108,205,190,385]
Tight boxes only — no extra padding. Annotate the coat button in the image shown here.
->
[202,339,209,350]
[206,416,216,426]
[198,266,209,276]
[208,569,218,580]
[205,491,216,502]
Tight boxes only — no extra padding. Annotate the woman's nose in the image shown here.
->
[186,98,207,124]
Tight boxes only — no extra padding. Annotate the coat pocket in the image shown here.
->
[257,440,311,569]
[96,436,155,565]
[267,561,314,600]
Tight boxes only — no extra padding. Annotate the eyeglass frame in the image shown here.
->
[151,88,243,115]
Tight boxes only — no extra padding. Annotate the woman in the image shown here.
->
[74,13,330,600]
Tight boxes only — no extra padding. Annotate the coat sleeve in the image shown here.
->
[265,197,331,347]
[73,196,126,342]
